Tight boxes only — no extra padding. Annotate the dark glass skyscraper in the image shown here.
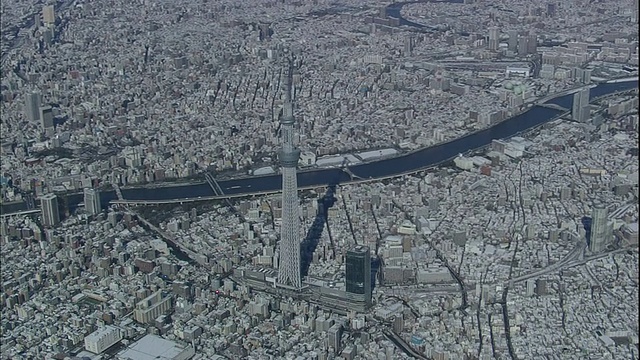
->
[346,245,371,305]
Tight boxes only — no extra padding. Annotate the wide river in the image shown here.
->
[0,74,629,215]
[112,80,636,204]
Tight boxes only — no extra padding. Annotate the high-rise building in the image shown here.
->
[403,35,413,57]
[547,3,556,17]
[589,204,610,253]
[507,30,518,52]
[535,279,547,296]
[572,88,590,122]
[488,27,499,51]
[41,193,60,226]
[42,5,55,25]
[574,68,592,84]
[429,69,450,91]
[345,245,371,305]
[328,324,342,354]
[40,105,54,129]
[43,27,54,45]
[277,63,302,289]
[527,34,537,54]
[526,279,536,297]
[517,35,529,56]
[259,24,271,41]
[84,188,102,215]
[393,315,404,333]
[24,91,41,122]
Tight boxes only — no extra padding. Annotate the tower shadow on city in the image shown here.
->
[299,183,380,293]
[300,185,337,277]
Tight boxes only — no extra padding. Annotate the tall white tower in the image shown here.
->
[277,63,302,288]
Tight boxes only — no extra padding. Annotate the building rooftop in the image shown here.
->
[117,335,194,360]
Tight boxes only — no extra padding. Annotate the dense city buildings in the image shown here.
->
[0,0,638,359]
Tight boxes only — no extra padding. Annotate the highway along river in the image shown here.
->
[104,79,636,204]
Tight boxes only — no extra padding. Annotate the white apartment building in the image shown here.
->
[84,325,122,354]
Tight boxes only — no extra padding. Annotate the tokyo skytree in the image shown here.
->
[277,62,302,288]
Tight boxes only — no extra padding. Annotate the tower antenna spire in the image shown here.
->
[285,54,294,102]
